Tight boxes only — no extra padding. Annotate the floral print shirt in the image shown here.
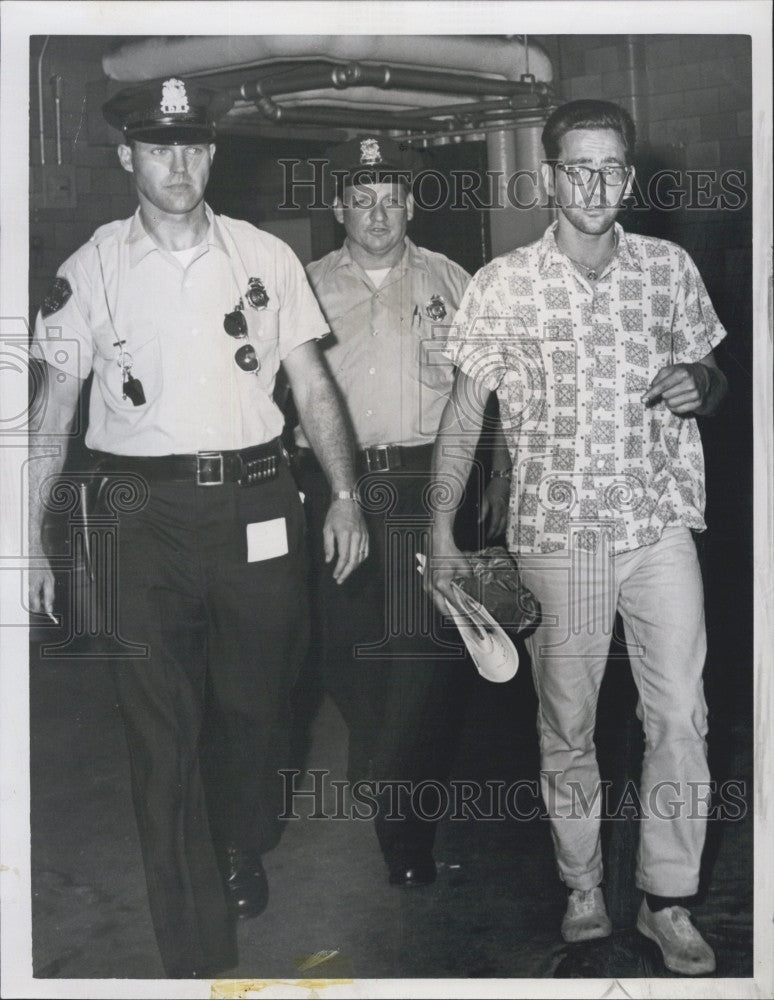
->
[444,223,727,555]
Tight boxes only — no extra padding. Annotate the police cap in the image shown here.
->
[324,135,424,197]
[103,77,216,144]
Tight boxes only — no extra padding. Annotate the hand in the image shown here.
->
[642,363,711,415]
[422,538,473,616]
[29,556,56,616]
[323,498,369,584]
[480,476,510,540]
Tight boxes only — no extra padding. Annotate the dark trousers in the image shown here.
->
[295,451,472,864]
[108,464,308,976]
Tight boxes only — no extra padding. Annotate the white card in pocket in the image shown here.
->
[246,517,288,562]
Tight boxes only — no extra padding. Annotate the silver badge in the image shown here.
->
[425,294,447,321]
[246,277,269,310]
[160,78,189,115]
[359,138,382,166]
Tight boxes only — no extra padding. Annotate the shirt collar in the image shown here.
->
[126,203,228,266]
[538,220,642,276]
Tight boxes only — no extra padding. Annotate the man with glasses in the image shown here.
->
[28,78,367,978]
[424,100,727,974]
[293,136,509,888]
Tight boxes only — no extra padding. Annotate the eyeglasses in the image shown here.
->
[556,163,630,186]
[224,302,260,373]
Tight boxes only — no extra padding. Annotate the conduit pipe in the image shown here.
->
[52,75,63,165]
[37,36,50,165]
[237,61,552,103]
[205,61,553,134]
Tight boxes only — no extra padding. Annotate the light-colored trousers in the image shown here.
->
[519,526,709,896]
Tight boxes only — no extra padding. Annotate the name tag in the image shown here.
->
[246,517,288,562]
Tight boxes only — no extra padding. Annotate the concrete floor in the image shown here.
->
[29,625,753,986]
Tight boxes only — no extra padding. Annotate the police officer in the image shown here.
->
[294,137,509,887]
[28,78,367,978]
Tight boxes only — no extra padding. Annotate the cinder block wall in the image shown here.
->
[29,36,136,320]
[538,34,752,332]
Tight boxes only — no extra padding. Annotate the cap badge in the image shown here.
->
[246,277,269,310]
[359,138,382,166]
[426,294,447,321]
[160,78,190,115]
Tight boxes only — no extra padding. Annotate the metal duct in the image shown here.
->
[102,35,553,87]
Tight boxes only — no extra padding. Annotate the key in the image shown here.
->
[122,371,146,406]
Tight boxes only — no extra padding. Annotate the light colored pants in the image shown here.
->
[520,526,709,896]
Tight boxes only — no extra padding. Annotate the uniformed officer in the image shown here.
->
[28,78,368,978]
[294,136,510,887]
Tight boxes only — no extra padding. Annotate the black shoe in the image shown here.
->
[220,845,269,919]
[387,854,437,887]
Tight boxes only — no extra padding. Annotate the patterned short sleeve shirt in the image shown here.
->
[444,223,727,555]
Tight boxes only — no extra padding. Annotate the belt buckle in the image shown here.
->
[196,452,224,486]
[365,446,390,472]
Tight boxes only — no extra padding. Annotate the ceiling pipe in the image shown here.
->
[102,35,553,86]
[237,60,553,102]
[108,56,555,139]
[200,60,555,135]
[249,98,420,130]
[227,97,553,134]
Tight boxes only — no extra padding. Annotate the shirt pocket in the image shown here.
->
[92,326,163,410]
[415,315,453,391]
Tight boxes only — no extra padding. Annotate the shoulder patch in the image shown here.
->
[40,276,73,318]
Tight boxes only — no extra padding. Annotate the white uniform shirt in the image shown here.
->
[33,205,328,455]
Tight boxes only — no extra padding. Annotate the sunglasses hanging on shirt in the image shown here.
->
[223,297,261,373]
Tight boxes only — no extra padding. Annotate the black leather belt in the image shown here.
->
[357,443,433,473]
[294,443,433,475]
[91,438,285,486]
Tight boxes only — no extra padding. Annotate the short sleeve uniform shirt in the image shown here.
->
[301,238,470,448]
[32,206,328,455]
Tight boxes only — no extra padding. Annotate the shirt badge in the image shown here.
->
[359,138,382,166]
[425,294,447,321]
[160,78,190,115]
[40,276,73,318]
[246,277,269,309]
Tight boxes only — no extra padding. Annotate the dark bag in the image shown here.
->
[454,545,540,633]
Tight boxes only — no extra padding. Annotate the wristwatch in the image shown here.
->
[334,489,359,501]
